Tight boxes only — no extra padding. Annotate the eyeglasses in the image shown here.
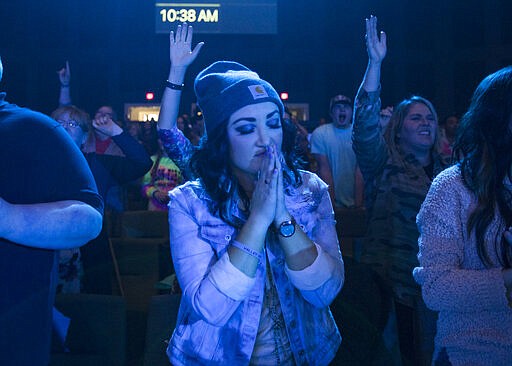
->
[57,119,80,129]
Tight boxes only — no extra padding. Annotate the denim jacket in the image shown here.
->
[167,170,344,365]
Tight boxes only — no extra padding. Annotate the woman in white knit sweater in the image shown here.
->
[414,66,512,366]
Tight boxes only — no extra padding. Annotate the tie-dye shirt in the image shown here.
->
[141,154,183,211]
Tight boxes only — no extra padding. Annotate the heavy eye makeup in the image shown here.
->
[235,123,256,135]
[231,110,281,135]
[267,116,282,129]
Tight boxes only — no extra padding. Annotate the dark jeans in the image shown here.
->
[395,299,437,366]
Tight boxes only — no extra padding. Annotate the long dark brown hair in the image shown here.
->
[190,116,301,228]
[453,66,512,267]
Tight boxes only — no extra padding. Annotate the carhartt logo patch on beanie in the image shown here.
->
[248,85,269,99]
[194,61,284,135]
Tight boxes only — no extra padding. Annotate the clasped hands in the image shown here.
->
[249,143,291,229]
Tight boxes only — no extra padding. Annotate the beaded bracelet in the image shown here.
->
[166,80,184,90]
[231,240,263,263]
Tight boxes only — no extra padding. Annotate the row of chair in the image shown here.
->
[51,211,172,365]
[51,208,401,365]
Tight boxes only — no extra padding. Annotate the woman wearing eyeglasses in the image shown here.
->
[51,105,152,293]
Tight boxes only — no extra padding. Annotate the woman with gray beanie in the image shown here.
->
[161,24,344,366]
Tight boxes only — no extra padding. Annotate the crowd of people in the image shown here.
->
[1,14,512,366]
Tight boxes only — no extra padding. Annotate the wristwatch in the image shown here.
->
[278,218,296,238]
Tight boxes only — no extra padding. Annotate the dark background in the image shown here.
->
[0,0,511,122]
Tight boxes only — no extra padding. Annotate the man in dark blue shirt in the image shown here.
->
[0,57,103,366]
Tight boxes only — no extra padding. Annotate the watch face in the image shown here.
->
[279,221,295,237]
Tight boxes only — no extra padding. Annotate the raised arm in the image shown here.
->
[361,16,386,93]
[93,116,153,183]
[158,24,203,175]
[57,61,72,106]
[353,16,388,185]
[158,23,203,131]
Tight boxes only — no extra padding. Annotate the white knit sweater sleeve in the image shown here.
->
[413,166,510,312]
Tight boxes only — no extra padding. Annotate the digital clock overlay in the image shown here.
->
[155,1,277,34]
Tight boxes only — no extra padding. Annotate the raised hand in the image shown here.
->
[159,23,204,131]
[92,114,122,137]
[170,23,204,69]
[360,15,386,93]
[57,61,71,86]
[366,15,387,65]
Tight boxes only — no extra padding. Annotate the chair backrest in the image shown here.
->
[51,294,126,366]
[120,210,169,239]
[110,237,170,308]
[111,237,166,276]
[143,294,182,366]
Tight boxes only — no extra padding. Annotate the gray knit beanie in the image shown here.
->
[194,61,284,135]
